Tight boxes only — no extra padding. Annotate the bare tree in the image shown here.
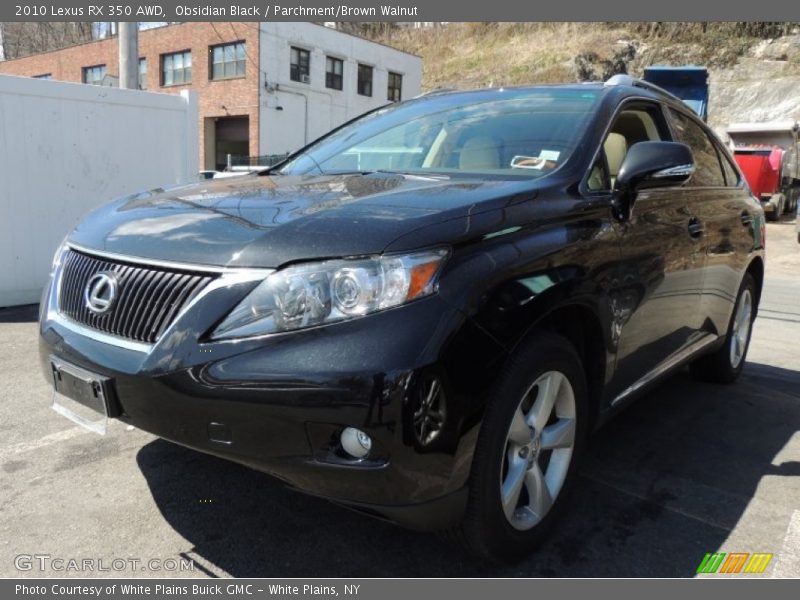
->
[326,22,399,39]
[0,22,94,60]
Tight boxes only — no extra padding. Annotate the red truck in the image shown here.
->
[726,121,800,221]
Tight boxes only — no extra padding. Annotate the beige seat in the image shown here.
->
[604,132,628,187]
[459,135,501,170]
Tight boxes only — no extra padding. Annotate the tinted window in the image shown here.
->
[280,89,600,179]
[668,108,725,187]
[718,148,741,187]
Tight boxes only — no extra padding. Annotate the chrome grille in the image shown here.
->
[58,249,216,344]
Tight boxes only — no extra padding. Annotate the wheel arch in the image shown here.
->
[516,302,608,427]
[746,256,765,308]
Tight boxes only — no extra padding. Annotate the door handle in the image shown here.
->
[687,217,705,238]
[740,210,753,226]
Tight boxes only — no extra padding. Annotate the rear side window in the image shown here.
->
[716,147,741,187]
[668,108,726,187]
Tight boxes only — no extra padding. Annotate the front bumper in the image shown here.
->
[38,260,495,529]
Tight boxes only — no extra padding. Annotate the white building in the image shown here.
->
[258,22,423,156]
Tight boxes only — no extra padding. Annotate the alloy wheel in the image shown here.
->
[413,378,446,446]
[499,370,576,531]
[729,288,753,369]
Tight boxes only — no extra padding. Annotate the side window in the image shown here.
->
[588,104,667,192]
[587,158,609,191]
[668,108,726,187]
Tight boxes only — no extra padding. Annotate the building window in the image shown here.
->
[138,58,147,90]
[82,65,106,86]
[161,50,192,86]
[34,74,52,80]
[325,56,343,90]
[387,72,402,102]
[210,41,246,80]
[357,64,373,97]
[290,47,310,82]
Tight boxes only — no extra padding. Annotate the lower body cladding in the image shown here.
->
[39,295,505,530]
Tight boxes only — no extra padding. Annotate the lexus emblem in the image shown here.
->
[84,272,119,314]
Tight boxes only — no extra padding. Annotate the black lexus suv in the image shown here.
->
[39,75,764,561]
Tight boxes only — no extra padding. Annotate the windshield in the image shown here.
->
[278,89,600,179]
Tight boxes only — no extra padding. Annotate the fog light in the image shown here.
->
[340,427,372,459]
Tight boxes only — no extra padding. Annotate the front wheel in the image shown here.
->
[690,273,756,384]
[450,333,588,562]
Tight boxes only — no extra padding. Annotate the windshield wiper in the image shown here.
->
[374,169,451,180]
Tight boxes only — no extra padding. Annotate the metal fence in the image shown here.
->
[226,153,290,170]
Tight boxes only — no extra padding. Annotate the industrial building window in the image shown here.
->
[387,72,402,102]
[211,42,246,80]
[326,56,343,90]
[34,74,52,80]
[82,65,106,86]
[161,50,192,86]
[290,47,310,83]
[357,64,373,97]
[138,58,147,90]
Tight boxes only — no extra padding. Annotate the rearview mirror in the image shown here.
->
[613,141,695,220]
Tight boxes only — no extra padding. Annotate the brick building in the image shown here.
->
[0,22,422,171]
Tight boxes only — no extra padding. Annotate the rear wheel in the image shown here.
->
[767,194,785,221]
[787,189,797,214]
[784,187,798,214]
[450,334,588,562]
[690,273,756,384]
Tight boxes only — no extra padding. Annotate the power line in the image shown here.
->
[229,22,261,72]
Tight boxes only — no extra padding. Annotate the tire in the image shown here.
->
[788,189,798,214]
[690,273,756,384]
[766,194,783,221]
[449,333,588,563]
[784,188,797,214]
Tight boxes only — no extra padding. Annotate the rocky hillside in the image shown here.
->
[375,23,800,136]
[709,36,800,134]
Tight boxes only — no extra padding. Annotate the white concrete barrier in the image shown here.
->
[0,75,198,307]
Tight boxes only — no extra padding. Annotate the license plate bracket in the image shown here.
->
[50,357,118,434]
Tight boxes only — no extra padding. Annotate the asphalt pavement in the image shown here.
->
[1,221,798,578]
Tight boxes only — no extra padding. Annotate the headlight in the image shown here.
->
[211,249,448,339]
[49,238,69,276]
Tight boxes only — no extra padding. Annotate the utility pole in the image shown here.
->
[0,23,6,61]
[118,22,138,89]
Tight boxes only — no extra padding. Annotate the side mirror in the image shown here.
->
[613,141,695,220]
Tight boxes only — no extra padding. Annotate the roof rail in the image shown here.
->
[604,74,686,106]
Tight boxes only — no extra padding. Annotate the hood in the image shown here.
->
[68,172,538,268]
